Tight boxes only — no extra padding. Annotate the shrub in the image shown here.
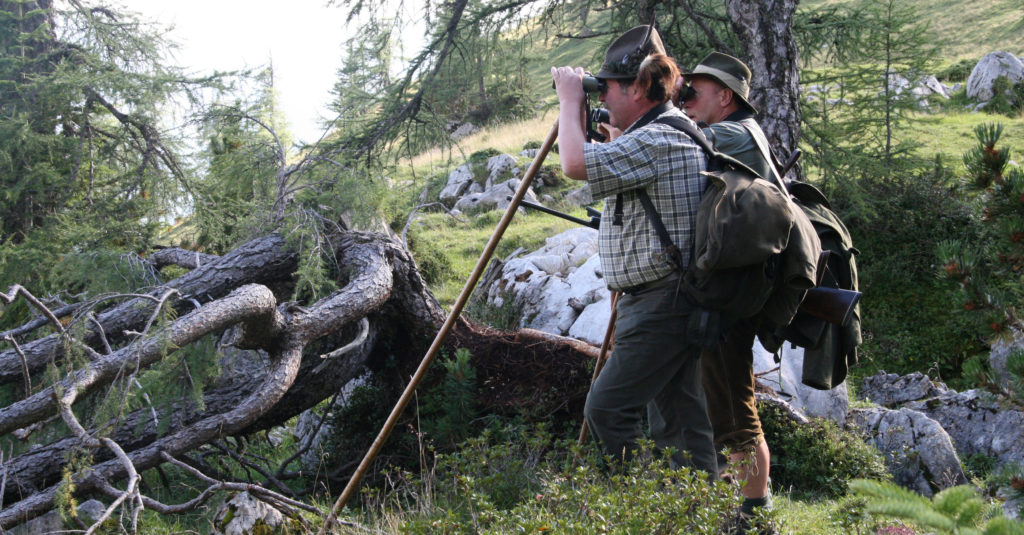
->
[985,76,1024,117]
[467,148,502,184]
[936,58,977,83]
[362,429,741,534]
[760,401,890,498]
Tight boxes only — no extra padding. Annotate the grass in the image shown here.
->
[402,112,561,172]
[800,0,1024,62]
[407,207,585,308]
[904,109,1024,172]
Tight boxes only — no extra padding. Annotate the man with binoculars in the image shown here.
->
[551,25,718,477]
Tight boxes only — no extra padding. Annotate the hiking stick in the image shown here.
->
[577,290,619,446]
[317,119,559,534]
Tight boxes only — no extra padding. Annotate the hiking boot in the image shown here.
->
[723,510,778,535]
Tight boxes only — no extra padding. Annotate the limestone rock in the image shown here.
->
[213,492,284,535]
[450,122,480,141]
[485,154,520,188]
[564,184,594,207]
[753,342,849,425]
[439,164,475,206]
[483,228,608,344]
[453,179,539,214]
[859,371,952,408]
[848,407,968,496]
[967,51,1024,102]
[905,389,1024,468]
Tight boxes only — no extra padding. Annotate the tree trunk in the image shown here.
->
[0,231,598,530]
[725,0,802,164]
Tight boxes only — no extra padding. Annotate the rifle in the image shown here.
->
[516,198,859,326]
[513,197,602,230]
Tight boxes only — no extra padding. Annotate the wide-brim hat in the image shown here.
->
[690,51,757,112]
[594,25,666,80]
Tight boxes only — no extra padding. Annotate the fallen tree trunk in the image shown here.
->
[0,230,599,530]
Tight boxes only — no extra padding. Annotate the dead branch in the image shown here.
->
[0,234,298,385]
[0,284,281,437]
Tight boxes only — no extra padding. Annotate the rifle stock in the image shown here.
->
[799,286,861,326]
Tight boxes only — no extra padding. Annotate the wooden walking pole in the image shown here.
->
[317,119,559,534]
[577,290,619,446]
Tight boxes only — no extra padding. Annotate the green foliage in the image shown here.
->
[935,123,1024,395]
[850,478,1024,534]
[0,1,216,292]
[937,59,978,82]
[800,0,940,195]
[131,334,221,434]
[464,289,524,331]
[360,428,740,534]
[760,401,890,498]
[420,348,479,448]
[841,157,983,382]
[407,232,455,285]
[986,76,1024,117]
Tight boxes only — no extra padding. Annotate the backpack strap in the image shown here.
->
[636,189,685,271]
[738,118,787,191]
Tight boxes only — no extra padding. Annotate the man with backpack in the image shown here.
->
[681,51,779,524]
[550,26,718,476]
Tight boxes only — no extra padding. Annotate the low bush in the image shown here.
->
[760,401,890,499]
[357,428,742,534]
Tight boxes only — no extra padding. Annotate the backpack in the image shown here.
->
[768,181,862,389]
[640,116,820,346]
[729,118,862,389]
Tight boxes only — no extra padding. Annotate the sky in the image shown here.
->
[122,0,420,145]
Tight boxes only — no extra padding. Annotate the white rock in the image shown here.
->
[848,407,969,497]
[7,500,105,535]
[859,371,952,407]
[213,492,284,535]
[439,164,476,205]
[753,342,849,425]
[486,154,520,186]
[989,326,1024,392]
[450,122,480,141]
[967,51,1024,102]
[905,389,1024,468]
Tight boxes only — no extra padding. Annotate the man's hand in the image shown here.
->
[598,122,622,142]
[551,66,585,107]
[551,66,587,180]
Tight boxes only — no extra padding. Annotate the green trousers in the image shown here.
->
[585,275,718,475]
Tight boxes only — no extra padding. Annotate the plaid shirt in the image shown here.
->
[584,107,707,291]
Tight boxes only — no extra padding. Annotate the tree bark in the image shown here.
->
[725,0,802,163]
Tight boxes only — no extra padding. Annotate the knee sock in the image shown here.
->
[740,490,773,516]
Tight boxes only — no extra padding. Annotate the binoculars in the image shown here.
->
[551,74,607,94]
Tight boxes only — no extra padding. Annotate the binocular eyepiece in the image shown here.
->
[552,75,607,94]
[581,75,606,94]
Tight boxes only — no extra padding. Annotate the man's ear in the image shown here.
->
[719,88,735,108]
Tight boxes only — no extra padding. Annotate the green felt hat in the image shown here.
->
[691,51,757,112]
[594,25,666,80]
